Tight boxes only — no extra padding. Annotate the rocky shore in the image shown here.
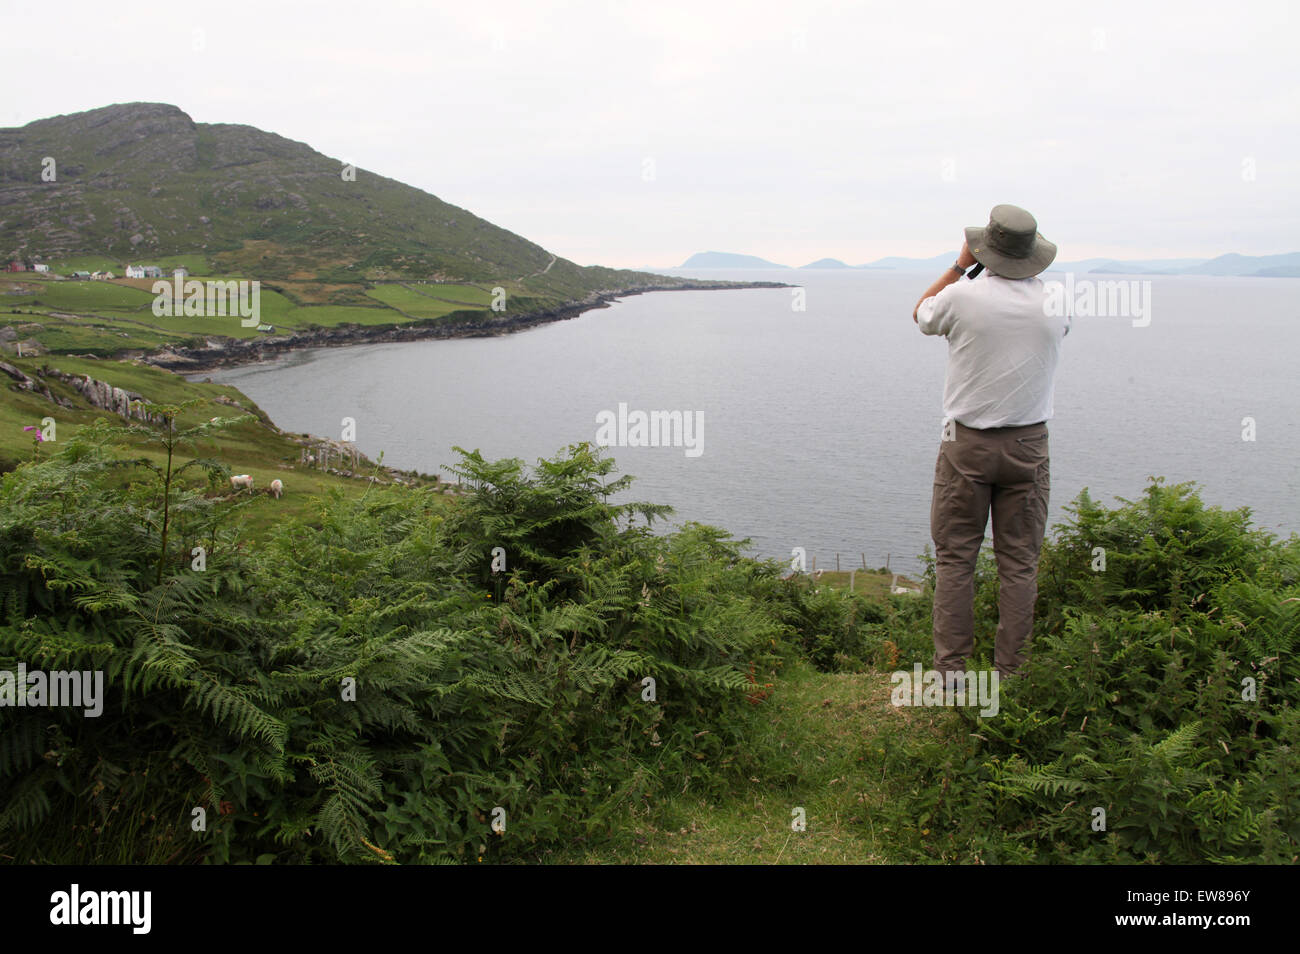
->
[143,280,790,375]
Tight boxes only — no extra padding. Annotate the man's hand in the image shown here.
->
[956,240,976,270]
[914,238,976,323]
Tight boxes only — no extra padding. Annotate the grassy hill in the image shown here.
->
[0,351,453,534]
[0,102,673,297]
[0,104,786,366]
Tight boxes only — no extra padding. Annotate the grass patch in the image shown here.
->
[364,284,489,319]
[536,661,952,864]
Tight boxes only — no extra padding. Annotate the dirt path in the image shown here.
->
[515,253,556,282]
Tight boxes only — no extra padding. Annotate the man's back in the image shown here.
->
[912,204,1065,679]
[917,273,1070,429]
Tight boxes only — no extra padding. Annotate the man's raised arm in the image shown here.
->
[913,239,977,323]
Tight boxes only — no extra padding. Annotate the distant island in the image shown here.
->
[677,250,1300,278]
[680,251,789,269]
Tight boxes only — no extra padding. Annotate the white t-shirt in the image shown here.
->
[916,273,1070,429]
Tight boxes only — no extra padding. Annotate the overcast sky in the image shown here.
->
[6,0,1297,268]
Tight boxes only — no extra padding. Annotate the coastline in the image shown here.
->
[140,280,791,376]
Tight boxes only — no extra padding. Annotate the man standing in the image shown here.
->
[913,204,1068,678]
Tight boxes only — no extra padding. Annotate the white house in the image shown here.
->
[33,263,49,273]
[125,265,145,279]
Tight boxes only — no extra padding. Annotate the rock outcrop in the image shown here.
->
[0,360,70,407]
[48,370,167,425]
[1,361,166,425]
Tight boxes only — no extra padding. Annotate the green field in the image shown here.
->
[363,285,472,320]
[7,279,156,313]
[35,255,122,274]
[0,276,506,356]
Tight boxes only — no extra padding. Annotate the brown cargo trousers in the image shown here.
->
[931,420,1050,677]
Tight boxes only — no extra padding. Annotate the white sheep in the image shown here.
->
[230,474,254,491]
[269,478,283,499]
[890,573,920,596]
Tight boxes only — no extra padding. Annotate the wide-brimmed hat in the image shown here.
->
[965,204,1056,279]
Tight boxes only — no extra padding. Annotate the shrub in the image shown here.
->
[775,580,885,671]
[0,432,788,863]
[876,479,1299,863]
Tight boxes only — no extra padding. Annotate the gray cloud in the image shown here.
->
[7,0,1296,267]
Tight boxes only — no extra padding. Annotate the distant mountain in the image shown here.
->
[856,251,1300,278]
[855,253,955,271]
[857,253,1207,274]
[1053,257,1206,275]
[1057,253,1300,277]
[680,251,788,269]
[1181,252,1300,276]
[671,248,1300,277]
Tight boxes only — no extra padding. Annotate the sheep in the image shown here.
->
[269,478,283,499]
[230,474,254,492]
[890,573,921,596]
